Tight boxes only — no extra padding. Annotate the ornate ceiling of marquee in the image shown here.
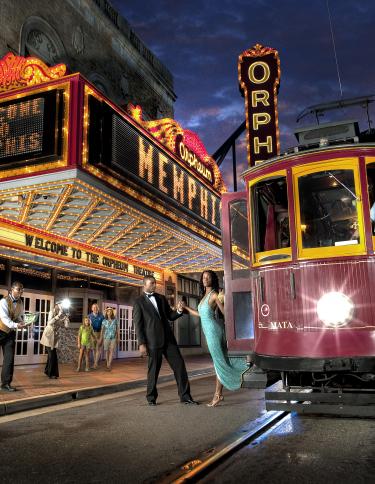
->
[0,177,228,277]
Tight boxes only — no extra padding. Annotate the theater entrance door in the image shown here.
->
[117,305,138,357]
[0,290,54,366]
[101,302,139,358]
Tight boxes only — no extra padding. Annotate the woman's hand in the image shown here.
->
[184,305,199,317]
[212,292,225,315]
[77,343,81,349]
[217,290,225,304]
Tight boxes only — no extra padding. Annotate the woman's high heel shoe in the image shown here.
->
[207,393,224,407]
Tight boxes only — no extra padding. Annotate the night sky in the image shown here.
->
[111,0,375,190]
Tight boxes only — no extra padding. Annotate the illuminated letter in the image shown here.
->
[248,61,270,84]
[211,194,217,225]
[252,112,271,130]
[173,165,184,204]
[29,133,42,151]
[179,142,186,160]
[251,90,270,107]
[7,104,17,119]
[158,153,169,194]
[200,188,208,220]
[139,139,153,183]
[31,99,42,115]
[5,137,16,155]
[188,177,197,210]
[0,122,9,139]
[254,136,273,154]
[18,134,26,152]
[20,100,31,118]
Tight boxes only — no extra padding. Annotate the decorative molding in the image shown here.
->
[0,52,66,92]
[241,43,278,58]
[72,26,85,55]
[20,16,67,64]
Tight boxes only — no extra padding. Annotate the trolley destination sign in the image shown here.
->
[239,43,281,166]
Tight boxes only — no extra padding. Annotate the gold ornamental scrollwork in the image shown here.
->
[0,52,67,93]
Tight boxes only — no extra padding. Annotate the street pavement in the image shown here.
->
[0,374,266,483]
[202,412,375,484]
[0,355,214,414]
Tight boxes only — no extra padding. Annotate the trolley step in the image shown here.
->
[265,388,375,417]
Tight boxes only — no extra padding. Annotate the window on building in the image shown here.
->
[176,276,201,347]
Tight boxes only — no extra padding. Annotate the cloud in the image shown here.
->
[110,0,375,190]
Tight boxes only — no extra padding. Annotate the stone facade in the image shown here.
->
[0,0,176,119]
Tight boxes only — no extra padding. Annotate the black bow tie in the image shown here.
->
[146,293,154,298]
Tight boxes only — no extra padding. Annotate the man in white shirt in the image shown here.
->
[0,281,25,391]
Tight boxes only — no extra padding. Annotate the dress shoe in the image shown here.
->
[148,401,157,406]
[1,384,16,392]
[181,398,199,405]
[207,393,224,407]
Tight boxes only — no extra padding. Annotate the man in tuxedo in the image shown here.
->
[133,275,198,406]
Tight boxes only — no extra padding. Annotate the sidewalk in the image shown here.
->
[0,354,214,415]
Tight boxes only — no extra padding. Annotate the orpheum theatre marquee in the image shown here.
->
[0,53,244,286]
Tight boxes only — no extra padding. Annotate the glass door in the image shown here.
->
[11,292,54,365]
[117,305,139,358]
[221,192,254,354]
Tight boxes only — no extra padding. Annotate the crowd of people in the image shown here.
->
[0,272,249,407]
[46,303,120,376]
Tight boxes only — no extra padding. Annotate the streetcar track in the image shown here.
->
[159,410,290,483]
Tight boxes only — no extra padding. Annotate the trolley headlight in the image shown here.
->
[317,292,354,327]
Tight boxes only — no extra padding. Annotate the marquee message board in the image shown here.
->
[239,44,281,166]
[0,89,64,168]
[0,224,162,281]
[87,95,221,232]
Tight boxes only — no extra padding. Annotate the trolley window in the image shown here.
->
[229,199,250,279]
[294,160,365,259]
[366,161,375,234]
[250,173,291,265]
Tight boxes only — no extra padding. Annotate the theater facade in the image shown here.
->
[0,53,244,364]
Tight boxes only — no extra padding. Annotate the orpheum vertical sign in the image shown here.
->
[239,44,281,166]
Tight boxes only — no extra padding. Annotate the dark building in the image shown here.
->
[0,0,231,365]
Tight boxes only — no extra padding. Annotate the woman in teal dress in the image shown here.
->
[184,270,248,407]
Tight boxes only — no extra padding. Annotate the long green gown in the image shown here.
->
[198,290,248,391]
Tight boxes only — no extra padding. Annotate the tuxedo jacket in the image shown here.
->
[133,293,182,349]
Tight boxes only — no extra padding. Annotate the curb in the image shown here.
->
[0,367,215,416]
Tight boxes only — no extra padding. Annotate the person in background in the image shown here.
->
[0,281,25,391]
[88,303,104,369]
[99,307,119,371]
[77,316,96,372]
[40,303,69,379]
